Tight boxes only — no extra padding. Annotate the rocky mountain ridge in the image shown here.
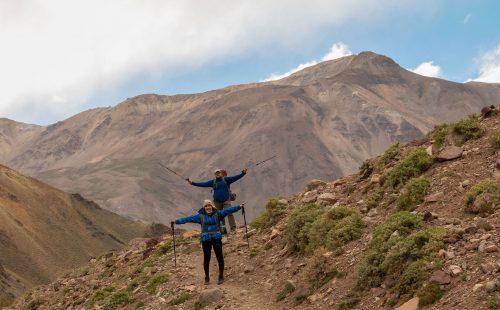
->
[9,107,500,309]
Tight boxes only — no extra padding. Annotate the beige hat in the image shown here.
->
[214,168,222,174]
[203,200,215,207]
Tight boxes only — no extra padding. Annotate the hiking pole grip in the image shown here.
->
[171,221,177,267]
[242,205,250,249]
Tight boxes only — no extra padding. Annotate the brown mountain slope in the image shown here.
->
[0,164,167,303]
[11,109,500,310]
[1,52,499,224]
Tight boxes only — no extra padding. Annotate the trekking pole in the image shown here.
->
[252,155,277,167]
[158,162,186,181]
[171,221,177,267]
[241,203,250,249]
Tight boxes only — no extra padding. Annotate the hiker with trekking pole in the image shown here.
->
[170,200,245,285]
[185,168,248,234]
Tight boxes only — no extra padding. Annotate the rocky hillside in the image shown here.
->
[0,164,168,306]
[9,107,500,309]
[1,52,499,224]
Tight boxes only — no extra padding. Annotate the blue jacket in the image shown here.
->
[175,205,242,242]
[191,172,246,202]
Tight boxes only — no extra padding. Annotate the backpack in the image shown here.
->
[213,176,237,201]
[200,212,224,234]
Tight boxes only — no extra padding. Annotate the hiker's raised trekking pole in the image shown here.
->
[241,203,250,249]
[158,162,186,181]
[252,155,277,167]
[171,221,177,267]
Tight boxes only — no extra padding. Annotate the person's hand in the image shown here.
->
[241,203,245,210]
[185,178,192,184]
[242,168,248,174]
[170,221,175,227]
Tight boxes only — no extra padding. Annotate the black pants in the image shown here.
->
[202,239,224,279]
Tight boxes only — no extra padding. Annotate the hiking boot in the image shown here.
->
[204,277,210,285]
[217,276,224,285]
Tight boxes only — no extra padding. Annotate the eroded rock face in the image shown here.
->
[436,146,463,161]
[395,297,419,310]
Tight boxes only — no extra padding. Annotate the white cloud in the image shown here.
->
[410,61,442,78]
[263,42,352,81]
[0,0,435,124]
[463,13,471,24]
[470,45,500,83]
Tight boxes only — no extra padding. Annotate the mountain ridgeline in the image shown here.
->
[0,52,499,224]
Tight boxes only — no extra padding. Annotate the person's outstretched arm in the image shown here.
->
[218,204,243,218]
[185,178,213,187]
[175,213,202,225]
[225,168,247,184]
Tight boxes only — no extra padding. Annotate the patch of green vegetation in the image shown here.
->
[294,294,309,305]
[397,177,430,211]
[60,287,70,297]
[135,301,145,310]
[418,282,444,306]
[250,197,287,230]
[301,248,345,290]
[452,115,483,145]
[308,206,363,253]
[194,301,206,310]
[430,124,450,148]
[285,204,324,253]
[492,131,500,150]
[375,143,401,172]
[248,248,258,257]
[155,241,172,256]
[102,292,132,310]
[356,212,446,303]
[384,148,433,188]
[89,286,115,306]
[342,184,356,195]
[337,298,360,310]
[146,274,169,294]
[275,282,296,301]
[168,292,190,306]
[465,179,500,215]
[0,296,15,308]
[23,298,44,310]
[366,190,384,210]
[488,294,500,309]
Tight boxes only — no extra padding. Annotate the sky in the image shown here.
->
[1,0,499,125]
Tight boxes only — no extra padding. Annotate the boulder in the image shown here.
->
[436,146,463,161]
[317,193,337,204]
[395,297,419,310]
[198,288,223,305]
[480,263,495,274]
[370,174,381,184]
[430,270,451,285]
[476,218,494,231]
[424,192,443,203]
[449,265,462,276]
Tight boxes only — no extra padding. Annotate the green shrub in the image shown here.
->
[248,248,257,257]
[397,177,430,211]
[0,296,15,307]
[308,206,363,253]
[375,143,401,172]
[275,282,296,301]
[168,292,190,306]
[356,212,446,303]
[301,248,344,289]
[342,185,356,195]
[146,274,169,294]
[103,292,132,310]
[294,294,309,305]
[89,286,115,305]
[155,241,172,256]
[430,124,450,148]
[366,190,384,210]
[337,298,360,310]
[285,204,324,253]
[492,131,500,150]
[384,148,433,188]
[489,294,500,309]
[418,282,444,306]
[250,197,287,230]
[465,179,500,215]
[451,115,483,145]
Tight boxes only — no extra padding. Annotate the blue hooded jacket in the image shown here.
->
[175,205,241,242]
[191,172,246,202]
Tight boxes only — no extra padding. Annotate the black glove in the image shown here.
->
[170,221,175,227]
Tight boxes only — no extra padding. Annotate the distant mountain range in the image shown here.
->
[0,164,166,300]
[1,52,499,223]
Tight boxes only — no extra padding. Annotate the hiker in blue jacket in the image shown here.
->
[186,168,247,232]
[171,200,244,285]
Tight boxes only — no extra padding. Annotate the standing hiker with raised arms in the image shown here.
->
[171,200,245,285]
[186,168,247,232]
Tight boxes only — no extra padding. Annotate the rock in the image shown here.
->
[278,199,288,205]
[486,280,497,292]
[480,263,495,274]
[465,241,480,251]
[270,229,282,240]
[438,249,447,258]
[426,145,433,156]
[306,179,327,191]
[445,251,455,259]
[301,194,318,204]
[480,234,492,240]
[464,226,478,234]
[461,180,471,188]
[449,265,463,276]
[496,158,500,170]
[317,193,337,204]
[370,287,386,297]
[436,146,463,161]
[425,192,443,203]
[471,193,494,214]
[244,265,254,273]
[307,293,323,303]
[367,208,378,217]
[395,297,419,310]
[423,211,434,222]
[198,288,223,305]
[481,105,495,117]
[245,229,257,238]
[473,283,484,292]
[240,289,248,296]
[485,245,499,253]
[477,219,494,231]
[183,285,197,292]
[286,280,297,290]
[430,270,451,285]
[370,174,381,184]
